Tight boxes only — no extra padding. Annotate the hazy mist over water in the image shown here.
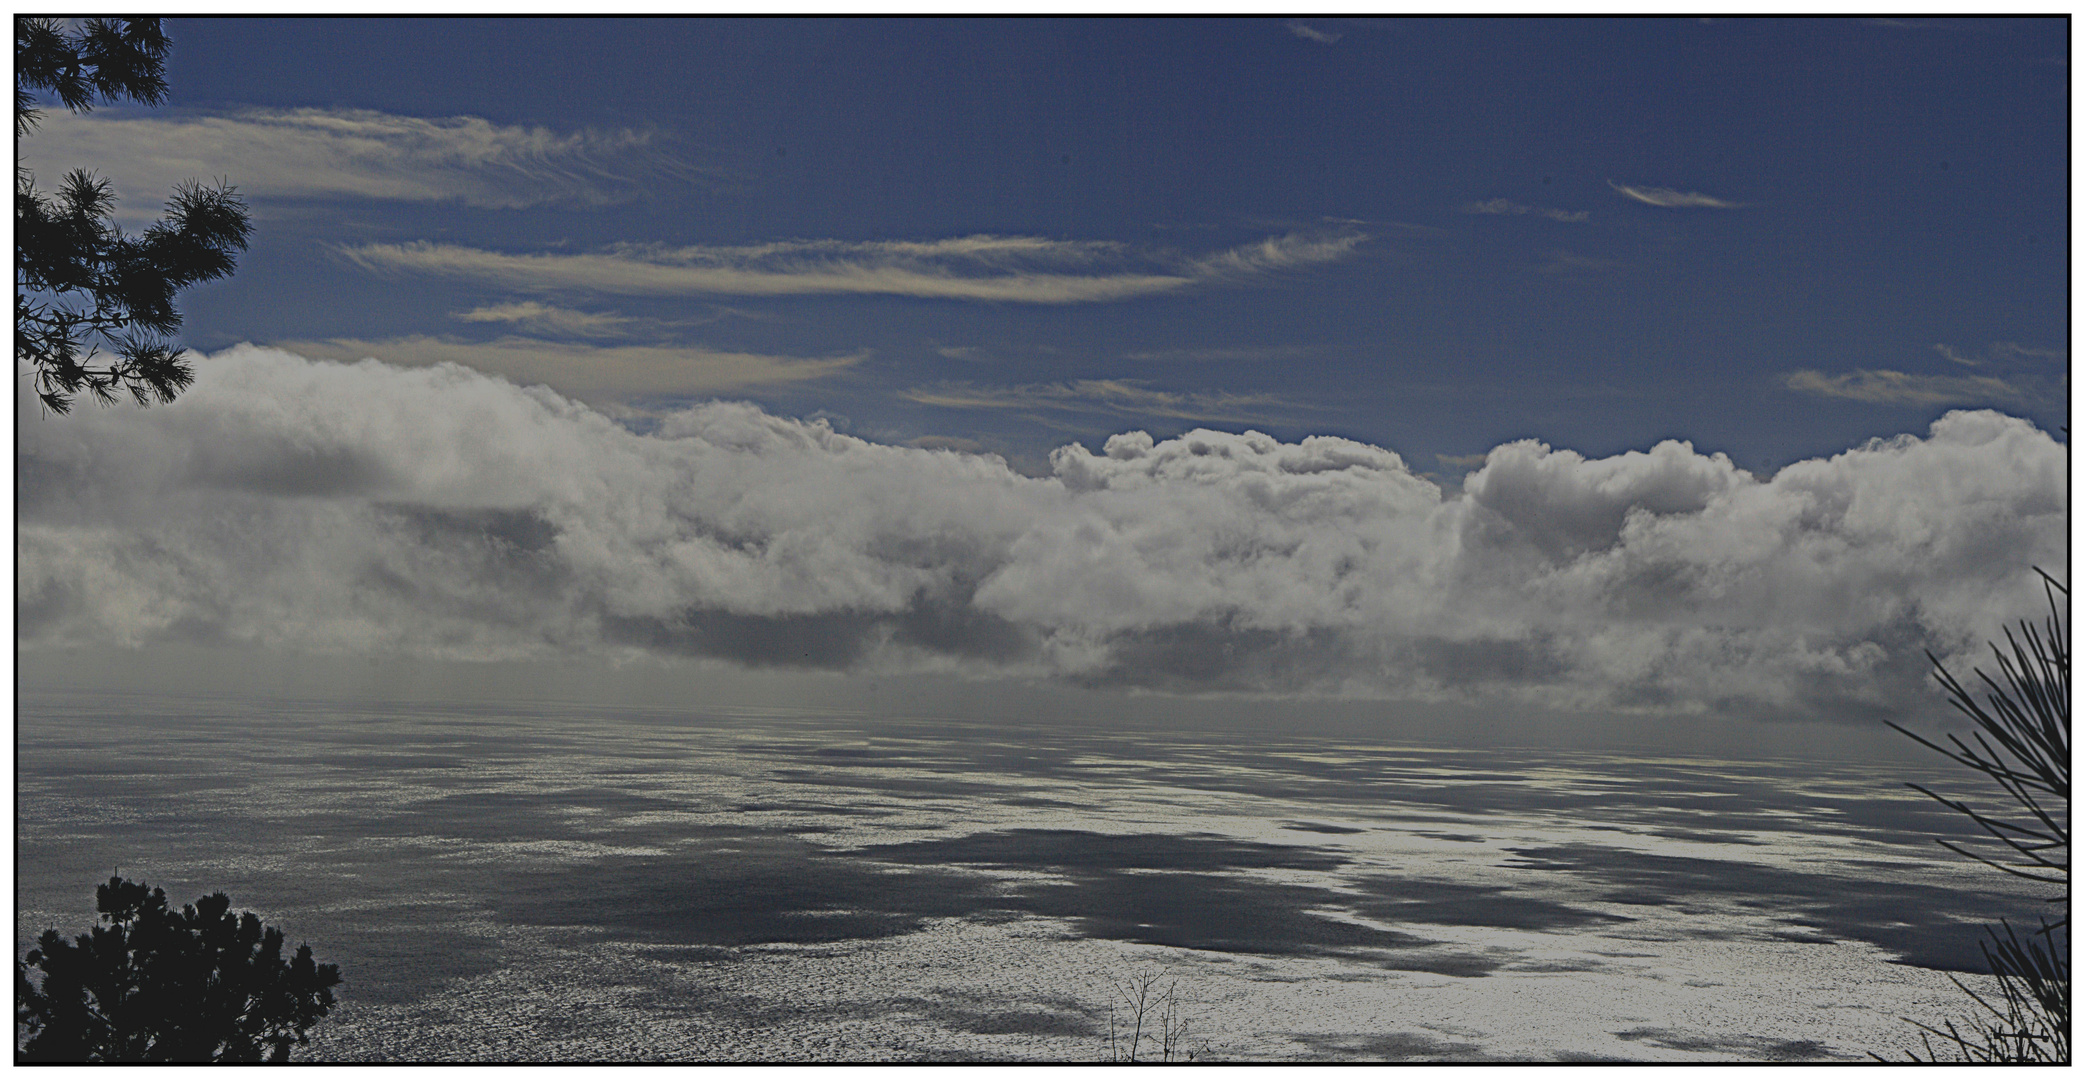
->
[17,688,2045,1062]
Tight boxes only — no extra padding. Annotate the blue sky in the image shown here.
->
[38,15,2062,473]
[16,17,2070,726]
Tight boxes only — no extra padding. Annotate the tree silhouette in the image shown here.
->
[15,16,251,414]
[16,877,342,1062]
[1884,570,2068,1062]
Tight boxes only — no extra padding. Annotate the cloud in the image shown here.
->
[15,106,696,216]
[1607,181,1745,209]
[899,379,1296,423]
[1990,341,2066,363]
[907,435,992,454]
[1936,341,2065,368]
[269,335,862,401]
[1181,232,1368,279]
[337,230,1366,305]
[1121,345,1308,362]
[1783,368,2031,407]
[453,302,645,339]
[19,346,2065,721]
[1286,22,1341,44]
[1462,198,1589,222]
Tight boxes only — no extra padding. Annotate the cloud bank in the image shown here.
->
[16,106,693,214]
[19,346,2065,721]
[338,230,1365,305]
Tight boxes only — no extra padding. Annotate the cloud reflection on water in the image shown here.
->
[16,692,2043,1061]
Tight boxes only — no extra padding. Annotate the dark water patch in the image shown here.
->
[491,842,997,947]
[887,992,1098,1038]
[1769,930,1837,945]
[630,944,739,963]
[859,831,1492,971]
[1007,874,1496,975]
[1601,893,1674,907]
[1503,843,2044,971]
[1507,958,1605,972]
[295,753,471,770]
[1016,872,1424,956]
[859,829,1346,873]
[1287,1031,1490,1061]
[1788,792,1997,847]
[341,788,738,846]
[1614,1026,1839,1060]
[1348,877,1632,932]
[1416,832,1486,843]
[320,925,504,1007]
[733,801,895,817]
[812,747,920,761]
[771,769,1012,798]
[1281,821,1365,834]
[1648,828,1768,846]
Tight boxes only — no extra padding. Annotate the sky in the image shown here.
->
[14,16,2071,737]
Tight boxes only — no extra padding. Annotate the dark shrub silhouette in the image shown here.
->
[1885,570,2068,1062]
[16,876,341,1062]
[15,16,252,414]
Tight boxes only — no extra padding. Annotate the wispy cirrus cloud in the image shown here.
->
[339,230,1366,305]
[1122,345,1307,362]
[1182,231,1368,280]
[269,334,863,401]
[901,379,1296,423]
[1782,367,2031,407]
[1286,22,1341,44]
[1607,180,1745,209]
[1535,250,1617,275]
[1935,341,2067,369]
[16,106,698,216]
[453,302,648,339]
[1988,341,2066,363]
[1462,197,1589,222]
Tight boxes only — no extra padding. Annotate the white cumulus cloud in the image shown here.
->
[18,346,2066,721]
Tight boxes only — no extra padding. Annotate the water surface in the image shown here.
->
[16,690,2042,1061]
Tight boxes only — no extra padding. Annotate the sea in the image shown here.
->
[15,688,2051,1062]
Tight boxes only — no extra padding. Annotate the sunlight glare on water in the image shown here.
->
[15,690,2037,1062]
